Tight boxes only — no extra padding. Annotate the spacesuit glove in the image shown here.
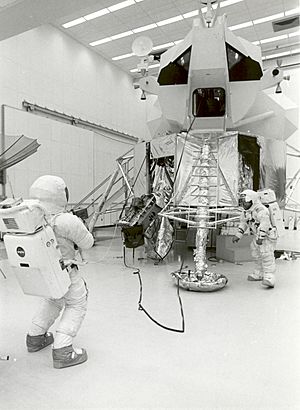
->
[232,236,240,243]
[256,238,263,245]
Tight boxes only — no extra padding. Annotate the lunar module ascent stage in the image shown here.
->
[125,0,295,292]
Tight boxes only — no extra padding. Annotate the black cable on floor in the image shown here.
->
[123,246,185,333]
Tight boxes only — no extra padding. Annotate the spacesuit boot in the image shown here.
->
[26,332,54,352]
[52,345,88,369]
[247,269,263,281]
[262,273,275,288]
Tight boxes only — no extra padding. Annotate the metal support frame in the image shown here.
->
[165,132,229,291]
[72,148,135,233]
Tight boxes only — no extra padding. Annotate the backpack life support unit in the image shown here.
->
[0,198,71,298]
[257,189,285,237]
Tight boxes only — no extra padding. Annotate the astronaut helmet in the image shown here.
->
[29,175,69,214]
[239,189,259,210]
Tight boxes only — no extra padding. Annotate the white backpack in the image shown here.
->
[257,189,285,237]
[0,198,71,298]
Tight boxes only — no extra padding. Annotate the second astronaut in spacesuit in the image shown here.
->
[232,189,277,288]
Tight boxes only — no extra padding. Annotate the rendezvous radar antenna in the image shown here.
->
[131,36,154,100]
[198,0,221,28]
[161,0,229,292]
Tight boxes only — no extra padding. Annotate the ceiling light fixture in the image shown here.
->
[253,12,284,25]
[112,52,134,60]
[285,7,300,16]
[156,15,184,26]
[108,0,135,12]
[62,17,86,28]
[132,23,157,33]
[229,21,253,30]
[88,4,298,55]
[253,29,299,46]
[152,42,175,50]
[220,0,243,7]
[90,37,112,46]
[111,30,134,40]
[260,34,288,44]
[63,0,138,27]
[262,48,300,60]
[112,41,176,61]
[289,30,300,38]
[84,9,110,20]
[183,10,199,19]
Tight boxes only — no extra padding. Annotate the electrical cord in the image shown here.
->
[123,245,185,333]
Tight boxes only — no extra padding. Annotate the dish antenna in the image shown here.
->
[131,37,154,96]
[131,36,153,57]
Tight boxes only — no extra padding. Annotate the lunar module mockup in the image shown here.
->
[128,0,297,291]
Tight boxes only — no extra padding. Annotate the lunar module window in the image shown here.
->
[157,47,191,85]
[192,87,225,117]
[226,43,263,82]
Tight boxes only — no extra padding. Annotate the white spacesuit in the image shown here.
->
[232,189,277,288]
[26,175,94,368]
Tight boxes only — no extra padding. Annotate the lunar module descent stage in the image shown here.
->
[129,0,297,291]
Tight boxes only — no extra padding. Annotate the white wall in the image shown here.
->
[0,24,150,204]
[0,23,149,137]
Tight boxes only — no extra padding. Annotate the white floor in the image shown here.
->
[0,228,300,410]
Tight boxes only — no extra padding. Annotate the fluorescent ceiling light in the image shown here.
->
[62,17,85,28]
[157,15,183,26]
[253,12,284,25]
[132,23,157,33]
[130,68,139,72]
[263,51,290,60]
[285,7,300,16]
[113,42,174,61]
[90,37,112,46]
[260,34,288,44]
[252,40,260,45]
[111,30,133,40]
[89,3,298,54]
[183,10,199,19]
[263,48,300,60]
[229,21,253,30]
[220,0,243,6]
[112,53,134,60]
[84,8,109,20]
[108,0,135,12]
[152,42,175,50]
[135,0,144,2]
[289,30,300,38]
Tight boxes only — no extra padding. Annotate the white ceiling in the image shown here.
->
[1,0,299,78]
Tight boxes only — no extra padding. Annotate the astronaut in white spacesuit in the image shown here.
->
[232,189,277,288]
[25,175,94,368]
